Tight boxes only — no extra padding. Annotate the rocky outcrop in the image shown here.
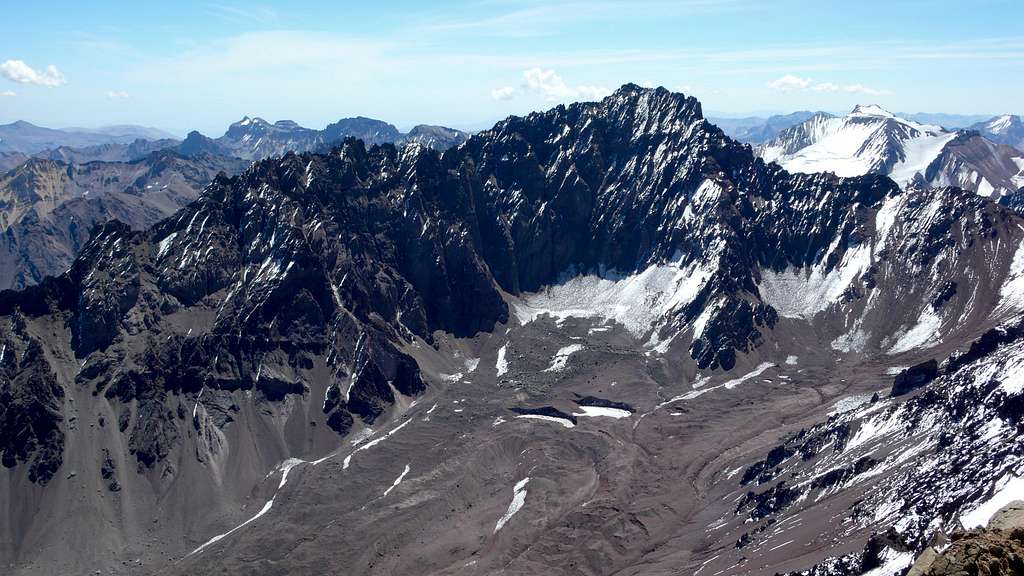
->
[0,335,64,484]
[891,359,939,396]
[908,528,1024,575]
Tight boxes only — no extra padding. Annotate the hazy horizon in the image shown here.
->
[2,0,1023,135]
[0,94,1008,140]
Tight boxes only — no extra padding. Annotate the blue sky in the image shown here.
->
[1,0,1022,135]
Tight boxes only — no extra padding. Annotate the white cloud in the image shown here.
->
[770,74,889,96]
[492,68,610,103]
[107,90,130,99]
[575,84,612,100]
[0,90,14,97]
[522,67,577,99]
[843,83,888,96]
[490,86,516,100]
[0,60,66,87]
[520,68,610,101]
[767,74,812,91]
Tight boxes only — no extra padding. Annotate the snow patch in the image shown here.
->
[514,414,575,428]
[494,477,530,533]
[495,345,509,377]
[961,474,1024,529]
[157,232,178,259]
[276,458,305,489]
[189,499,275,557]
[888,307,943,354]
[862,549,915,576]
[543,344,584,372]
[382,464,411,497]
[573,406,631,419]
[189,457,304,556]
[999,240,1024,313]
[342,418,412,470]
[675,363,775,400]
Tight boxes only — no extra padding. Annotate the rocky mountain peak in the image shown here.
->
[987,114,1022,134]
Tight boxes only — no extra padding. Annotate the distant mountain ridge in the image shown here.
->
[0,150,249,289]
[898,111,992,129]
[708,111,821,144]
[971,114,1024,151]
[58,124,179,141]
[0,115,470,167]
[33,138,181,164]
[210,115,470,160]
[0,121,178,155]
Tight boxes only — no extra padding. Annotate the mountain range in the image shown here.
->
[0,116,471,164]
[208,115,470,160]
[0,115,473,291]
[2,85,1024,576]
[757,105,1024,199]
[711,111,1000,146]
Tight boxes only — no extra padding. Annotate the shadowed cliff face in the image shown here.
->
[1,85,1024,576]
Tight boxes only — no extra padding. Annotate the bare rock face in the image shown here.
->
[891,359,938,396]
[0,338,64,484]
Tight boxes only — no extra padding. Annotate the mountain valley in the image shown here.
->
[0,86,1023,576]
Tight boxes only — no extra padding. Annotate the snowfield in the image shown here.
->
[513,261,713,340]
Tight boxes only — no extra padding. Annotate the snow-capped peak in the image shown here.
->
[987,114,1017,134]
[850,104,895,119]
[757,106,949,179]
[231,116,268,129]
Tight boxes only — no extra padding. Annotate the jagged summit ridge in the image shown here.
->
[209,114,469,160]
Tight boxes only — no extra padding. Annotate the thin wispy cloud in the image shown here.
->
[0,90,15,97]
[768,75,812,91]
[423,1,756,38]
[206,3,279,24]
[768,74,889,96]
[107,90,130,99]
[0,60,66,87]
[66,32,144,59]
